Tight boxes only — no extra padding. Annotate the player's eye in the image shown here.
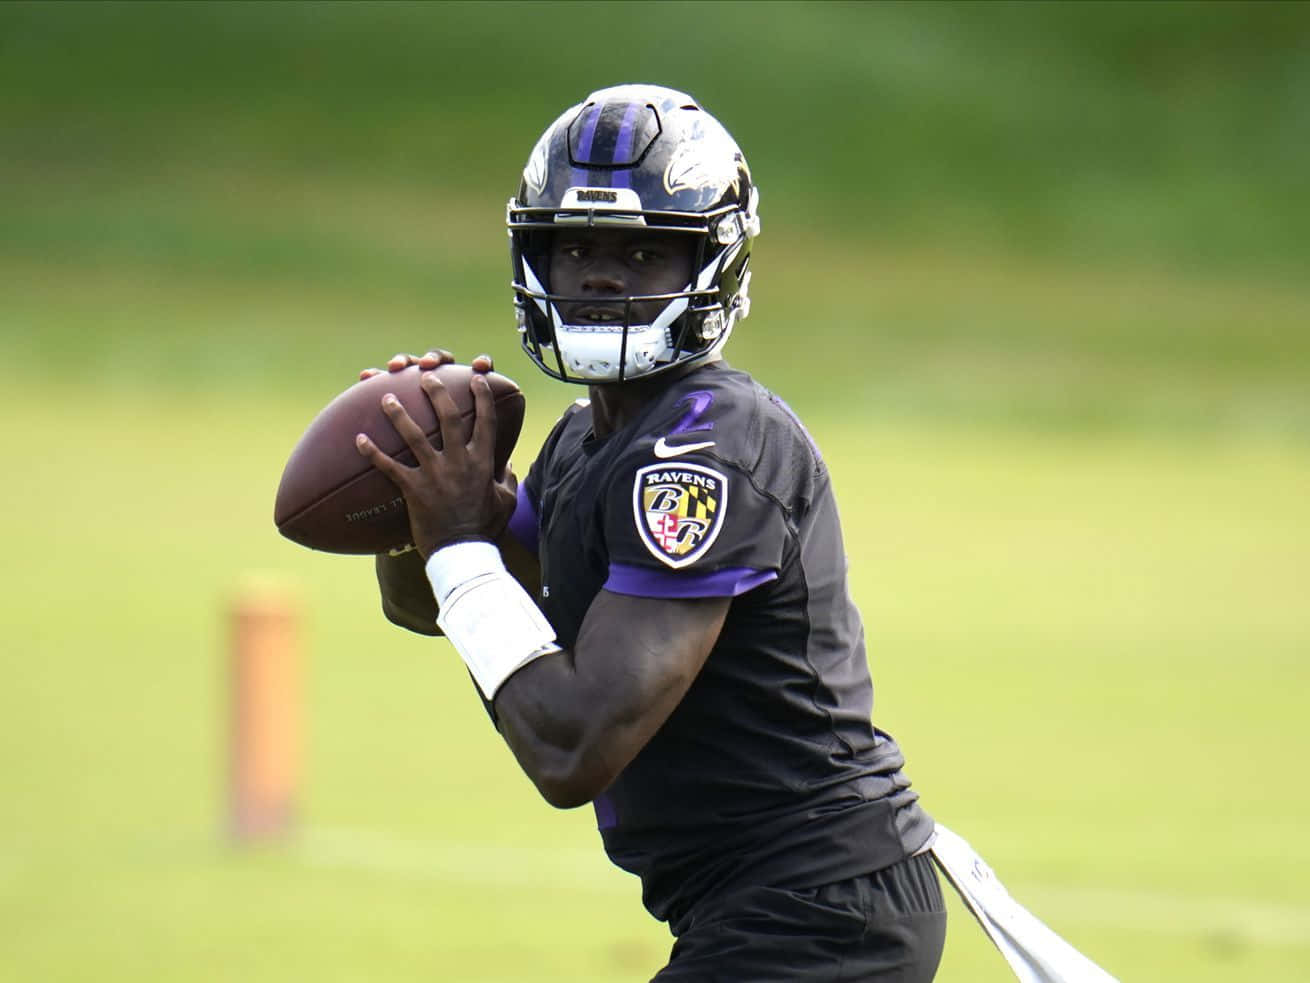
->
[558,244,586,261]
[630,248,659,264]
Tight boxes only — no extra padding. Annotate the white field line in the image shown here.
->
[299,826,1310,948]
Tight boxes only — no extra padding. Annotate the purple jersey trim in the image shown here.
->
[593,793,618,830]
[610,101,641,189]
[603,563,777,599]
[506,481,539,555]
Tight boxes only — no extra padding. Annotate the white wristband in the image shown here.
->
[425,541,560,700]
[425,541,504,606]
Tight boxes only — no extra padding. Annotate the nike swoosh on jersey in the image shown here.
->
[653,437,716,458]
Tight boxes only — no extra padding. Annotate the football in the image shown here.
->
[274,364,525,555]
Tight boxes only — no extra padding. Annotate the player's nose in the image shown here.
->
[580,256,626,294]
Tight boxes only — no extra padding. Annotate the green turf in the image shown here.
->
[1,383,1306,981]
[3,3,1309,979]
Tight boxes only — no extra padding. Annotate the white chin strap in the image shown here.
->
[546,296,688,382]
[521,244,740,382]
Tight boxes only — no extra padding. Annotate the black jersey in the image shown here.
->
[508,362,933,925]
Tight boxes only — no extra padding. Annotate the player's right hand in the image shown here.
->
[355,368,510,558]
[357,350,511,488]
[359,350,495,380]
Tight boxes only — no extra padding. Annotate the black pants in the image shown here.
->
[652,853,946,982]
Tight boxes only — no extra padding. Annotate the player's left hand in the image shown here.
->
[355,369,515,559]
[358,350,496,381]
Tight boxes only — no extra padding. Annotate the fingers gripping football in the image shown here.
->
[359,349,494,381]
[355,372,509,559]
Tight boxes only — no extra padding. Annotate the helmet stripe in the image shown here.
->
[570,101,604,187]
[610,101,642,189]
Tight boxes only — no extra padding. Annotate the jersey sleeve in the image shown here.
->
[506,472,541,555]
[505,401,586,556]
[601,452,786,599]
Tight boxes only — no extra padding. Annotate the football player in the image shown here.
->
[358,84,947,981]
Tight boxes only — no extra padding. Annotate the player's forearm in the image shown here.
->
[375,531,542,636]
[375,547,440,634]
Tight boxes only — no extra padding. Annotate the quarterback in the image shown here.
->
[357,85,947,980]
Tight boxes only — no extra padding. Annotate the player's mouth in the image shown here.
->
[563,304,628,326]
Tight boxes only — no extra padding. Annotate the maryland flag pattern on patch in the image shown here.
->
[631,462,729,568]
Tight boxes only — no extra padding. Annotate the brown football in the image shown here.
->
[274,364,525,554]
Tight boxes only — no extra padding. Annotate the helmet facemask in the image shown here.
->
[511,205,753,383]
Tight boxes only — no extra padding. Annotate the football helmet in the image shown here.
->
[508,84,760,384]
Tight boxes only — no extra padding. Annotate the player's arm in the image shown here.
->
[357,371,734,807]
[375,526,541,636]
[491,589,727,807]
[375,547,440,635]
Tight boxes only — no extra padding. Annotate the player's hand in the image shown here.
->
[355,370,513,559]
[358,350,496,381]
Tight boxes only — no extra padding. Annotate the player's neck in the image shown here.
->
[588,358,718,438]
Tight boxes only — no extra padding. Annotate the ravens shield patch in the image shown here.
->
[632,462,728,568]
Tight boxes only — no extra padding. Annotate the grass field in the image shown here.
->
[3,186,1309,983]
[2,380,1307,981]
[3,3,1310,980]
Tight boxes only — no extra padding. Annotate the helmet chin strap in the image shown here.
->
[546,293,691,382]
[517,225,743,383]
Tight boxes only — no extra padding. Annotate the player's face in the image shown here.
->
[549,228,697,327]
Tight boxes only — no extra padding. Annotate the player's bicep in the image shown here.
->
[491,589,728,806]
[573,590,728,736]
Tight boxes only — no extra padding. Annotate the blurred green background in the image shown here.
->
[2,2,1308,980]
